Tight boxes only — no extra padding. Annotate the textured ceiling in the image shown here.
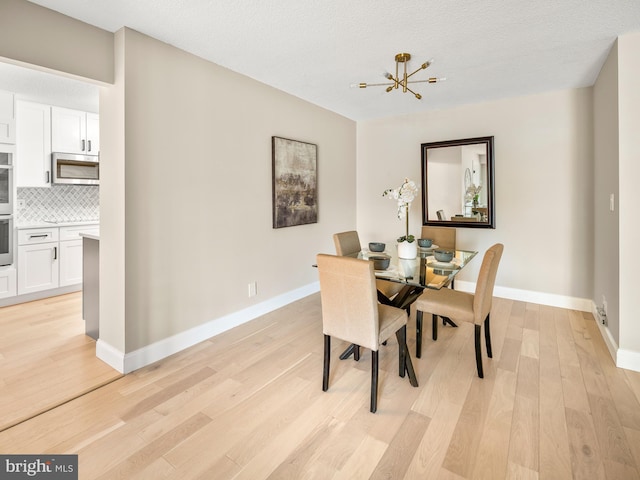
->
[7,0,640,120]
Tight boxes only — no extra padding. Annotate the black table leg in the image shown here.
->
[396,329,418,387]
[339,343,357,360]
[442,316,458,328]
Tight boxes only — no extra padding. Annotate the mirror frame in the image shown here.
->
[421,136,495,229]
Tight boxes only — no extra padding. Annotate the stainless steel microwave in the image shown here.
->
[52,152,99,185]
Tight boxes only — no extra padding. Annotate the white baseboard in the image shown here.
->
[96,280,640,375]
[0,284,81,307]
[591,311,640,373]
[617,348,640,372]
[97,282,321,374]
[96,338,126,373]
[591,301,620,364]
[455,281,593,312]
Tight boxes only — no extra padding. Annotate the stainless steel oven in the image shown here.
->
[0,144,13,215]
[0,215,12,266]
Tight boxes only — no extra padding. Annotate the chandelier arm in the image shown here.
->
[404,85,423,100]
[361,81,397,87]
[405,66,428,80]
[405,78,444,85]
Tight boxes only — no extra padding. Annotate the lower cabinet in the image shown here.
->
[59,239,83,287]
[0,266,17,299]
[17,224,97,296]
[18,241,59,294]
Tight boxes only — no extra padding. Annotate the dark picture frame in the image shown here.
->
[421,136,495,229]
[272,136,318,228]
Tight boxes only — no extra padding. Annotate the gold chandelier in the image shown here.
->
[353,53,446,100]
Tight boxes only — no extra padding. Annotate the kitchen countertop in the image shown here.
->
[80,233,100,241]
[17,220,100,229]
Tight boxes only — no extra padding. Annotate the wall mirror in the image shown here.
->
[421,136,495,229]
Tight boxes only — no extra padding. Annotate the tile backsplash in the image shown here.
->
[17,185,99,224]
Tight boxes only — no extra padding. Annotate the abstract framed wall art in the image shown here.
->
[272,136,318,228]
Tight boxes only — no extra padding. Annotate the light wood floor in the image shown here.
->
[1,293,640,479]
[0,292,122,431]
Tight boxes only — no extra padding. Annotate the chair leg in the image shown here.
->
[371,350,379,413]
[397,325,406,378]
[432,314,438,341]
[396,327,419,388]
[484,314,492,358]
[323,335,330,391]
[416,310,423,358]
[474,325,484,378]
[354,345,360,361]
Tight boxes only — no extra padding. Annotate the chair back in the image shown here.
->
[473,244,504,324]
[333,231,361,257]
[316,254,379,351]
[420,226,456,250]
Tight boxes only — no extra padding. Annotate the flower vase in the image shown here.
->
[397,240,418,259]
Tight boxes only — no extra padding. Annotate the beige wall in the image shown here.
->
[357,88,594,299]
[593,41,620,343]
[617,32,640,356]
[0,0,113,84]
[592,32,640,366]
[108,28,355,352]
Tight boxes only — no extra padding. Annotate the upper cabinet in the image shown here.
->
[0,90,16,144]
[51,107,99,155]
[16,100,52,188]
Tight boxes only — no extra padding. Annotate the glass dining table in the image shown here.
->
[359,246,478,309]
[341,245,478,361]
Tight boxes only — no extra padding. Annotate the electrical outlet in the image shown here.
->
[248,281,257,298]
[602,295,607,316]
[609,193,615,212]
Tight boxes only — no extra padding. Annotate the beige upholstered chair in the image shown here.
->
[414,244,504,378]
[333,231,361,257]
[420,226,456,250]
[333,231,403,301]
[316,254,417,413]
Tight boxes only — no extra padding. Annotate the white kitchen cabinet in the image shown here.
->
[17,225,97,296]
[59,239,83,287]
[18,242,59,295]
[0,90,15,144]
[0,266,17,299]
[59,225,96,287]
[51,107,99,155]
[17,227,60,295]
[86,112,100,154]
[16,100,52,187]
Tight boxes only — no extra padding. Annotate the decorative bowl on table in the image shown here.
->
[368,242,386,252]
[369,255,390,270]
[417,238,433,248]
[433,249,454,262]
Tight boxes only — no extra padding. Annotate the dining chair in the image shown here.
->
[333,231,361,258]
[413,243,504,378]
[436,210,446,220]
[333,230,404,303]
[316,253,417,413]
[420,226,456,251]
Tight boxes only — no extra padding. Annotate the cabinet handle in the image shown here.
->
[82,139,86,151]
[53,246,57,260]
[29,234,48,239]
[45,171,50,183]
[88,140,92,152]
